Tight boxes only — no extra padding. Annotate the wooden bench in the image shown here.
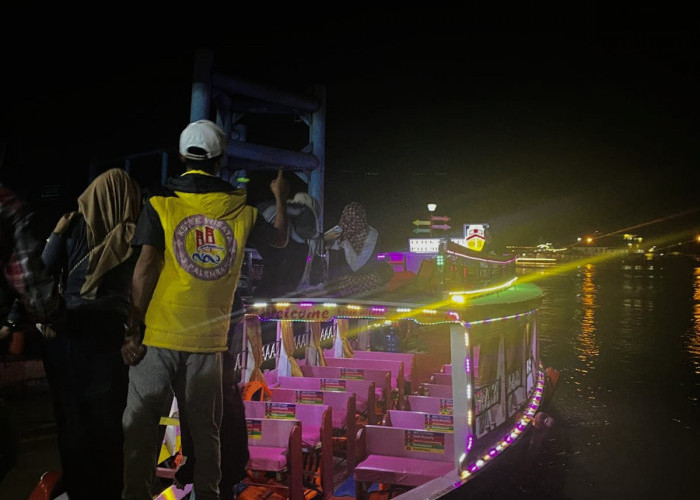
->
[244,400,333,498]
[351,350,416,389]
[354,425,456,500]
[429,372,453,385]
[419,382,454,398]
[300,364,395,413]
[276,375,378,425]
[324,357,405,413]
[405,395,453,415]
[383,409,455,434]
[245,417,304,500]
[269,387,357,479]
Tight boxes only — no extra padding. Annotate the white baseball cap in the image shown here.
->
[179,120,226,160]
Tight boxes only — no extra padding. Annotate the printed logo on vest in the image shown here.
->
[173,215,235,280]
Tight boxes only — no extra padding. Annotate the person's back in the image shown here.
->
[0,183,60,324]
[0,181,61,484]
[39,167,142,500]
[121,120,289,500]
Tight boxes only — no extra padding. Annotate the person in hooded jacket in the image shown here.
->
[39,167,142,500]
[121,120,289,500]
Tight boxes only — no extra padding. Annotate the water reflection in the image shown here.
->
[574,264,599,369]
[688,266,700,375]
[510,259,700,498]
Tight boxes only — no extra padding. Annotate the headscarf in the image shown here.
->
[52,168,141,299]
[338,202,370,254]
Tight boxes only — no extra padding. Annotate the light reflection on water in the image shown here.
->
[574,264,599,370]
[689,267,700,375]
[485,259,700,499]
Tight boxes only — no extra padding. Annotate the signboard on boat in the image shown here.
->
[340,368,364,380]
[404,430,446,454]
[409,237,464,253]
[265,402,296,419]
[425,413,454,432]
[246,419,262,439]
[296,390,324,404]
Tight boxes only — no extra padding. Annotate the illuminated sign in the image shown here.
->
[409,238,465,254]
[463,224,490,252]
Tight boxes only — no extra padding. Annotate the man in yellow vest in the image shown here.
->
[120,120,289,500]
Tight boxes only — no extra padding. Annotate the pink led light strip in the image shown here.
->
[459,368,545,479]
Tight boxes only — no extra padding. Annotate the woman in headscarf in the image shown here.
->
[324,201,393,297]
[39,168,141,500]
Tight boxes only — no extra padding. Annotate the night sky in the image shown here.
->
[1,8,698,250]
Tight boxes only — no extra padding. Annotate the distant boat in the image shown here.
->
[507,243,568,268]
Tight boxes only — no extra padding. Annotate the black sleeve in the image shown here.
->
[41,229,68,276]
[244,213,276,251]
[132,201,165,251]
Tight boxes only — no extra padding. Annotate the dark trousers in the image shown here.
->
[178,342,249,500]
[41,310,128,500]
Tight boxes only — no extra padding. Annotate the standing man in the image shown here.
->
[0,181,62,482]
[0,183,61,328]
[40,168,142,500]
[121,120,289,500]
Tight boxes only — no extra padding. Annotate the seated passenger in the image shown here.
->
[323,201,393,297]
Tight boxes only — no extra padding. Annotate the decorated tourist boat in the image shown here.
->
[151,222,559,500]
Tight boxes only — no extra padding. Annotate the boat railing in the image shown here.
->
[233,322,337,381]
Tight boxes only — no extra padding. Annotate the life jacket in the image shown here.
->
[241,380,272,401]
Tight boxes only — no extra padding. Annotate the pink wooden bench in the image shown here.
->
[245,417,303,500]
[276,375,378,425]
[354,425,456,500]
[405,395,453,415]
[383,409,455,434]
[300,364,395,413]
[429,372,453,385]
[351,350,416,387]
[419,382,454,398]
[324,357,404,413]
[269,387,357,478]
[244,400,333,498]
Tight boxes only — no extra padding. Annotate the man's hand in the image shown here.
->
[268,166,290,248]
[269,166,290,201]
[121,334,147,366]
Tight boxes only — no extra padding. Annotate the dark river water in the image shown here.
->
[466,257,700,499]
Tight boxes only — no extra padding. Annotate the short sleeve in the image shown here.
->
[132,201,165,251]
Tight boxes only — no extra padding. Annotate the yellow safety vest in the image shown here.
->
[143,178,257,352]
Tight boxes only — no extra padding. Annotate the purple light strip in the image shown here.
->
[459,369,545,478]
